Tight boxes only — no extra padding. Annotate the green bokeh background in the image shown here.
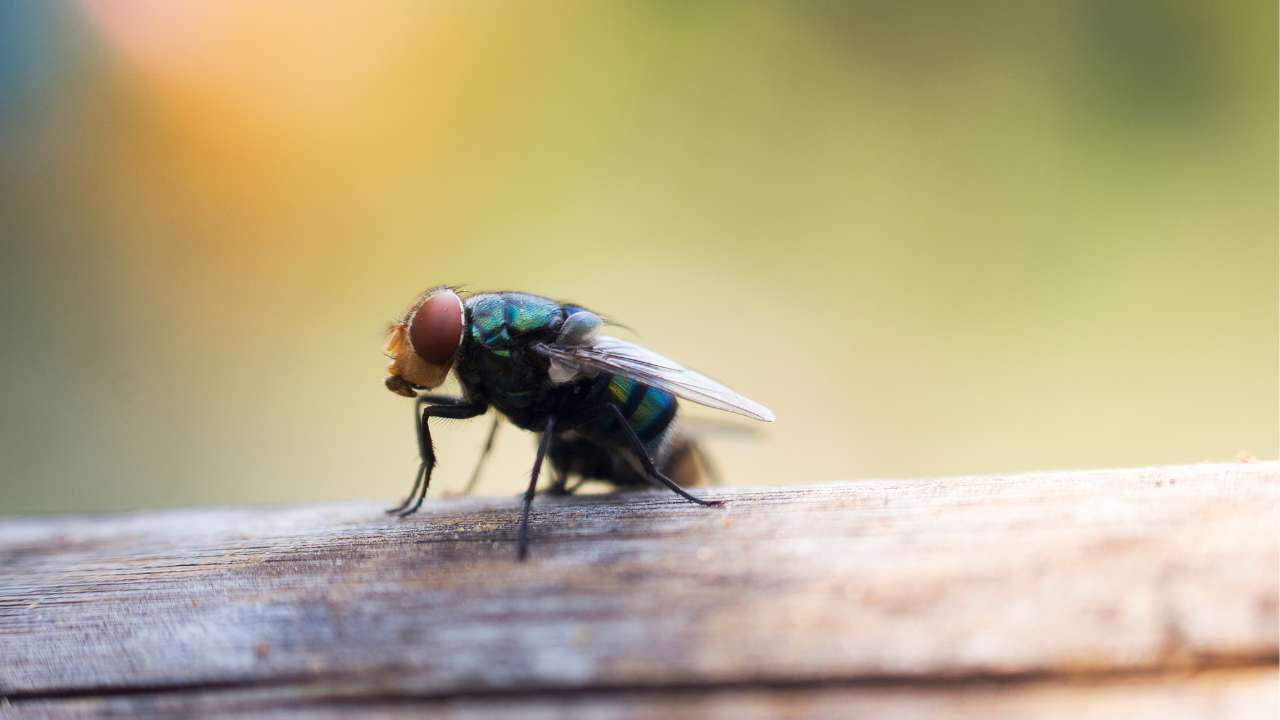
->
[1,1,1275,514]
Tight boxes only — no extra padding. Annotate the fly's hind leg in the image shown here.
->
[606,405,723,508]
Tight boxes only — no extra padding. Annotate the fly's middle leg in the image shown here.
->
[517,416,557,561]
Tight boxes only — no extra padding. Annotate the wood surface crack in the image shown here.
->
[5,652,1276,706]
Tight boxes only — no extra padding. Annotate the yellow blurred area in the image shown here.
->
[0,1,1275,513]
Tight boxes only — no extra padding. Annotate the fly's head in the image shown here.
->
[384,286,464,397]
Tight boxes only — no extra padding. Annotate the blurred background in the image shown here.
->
[0,1,1274,514]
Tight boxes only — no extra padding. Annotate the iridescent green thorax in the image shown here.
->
[452,290,684,473]
[466,292,564,358]
[455,293,574,421]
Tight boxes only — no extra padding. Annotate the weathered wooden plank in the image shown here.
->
[1,462,1276,716]
[12,668,1275,719]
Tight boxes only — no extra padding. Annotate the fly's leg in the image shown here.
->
[388,395,487,517]
[545,443,576,496]
[517,416,557,561]
[387,394,465,513]
[607,405,723,507]
[396,400,488,517]
[462,416,500,495]
[387,394,463,513]
[388,464,427,516]
[550,471,588,491]
[549,472,587,496]
[547,464,571,496]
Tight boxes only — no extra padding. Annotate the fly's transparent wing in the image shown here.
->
[533,335,776,422]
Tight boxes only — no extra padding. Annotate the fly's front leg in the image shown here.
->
[387,393,463,514]
[607,405,722,508]
[388,395,486,516]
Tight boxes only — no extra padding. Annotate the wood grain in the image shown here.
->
[1,462,1276,717]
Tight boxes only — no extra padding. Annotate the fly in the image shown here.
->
[382,287,775,560]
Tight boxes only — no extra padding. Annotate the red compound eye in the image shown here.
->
[409,290,463,364]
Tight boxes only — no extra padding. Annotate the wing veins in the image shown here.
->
[533,338,775,422]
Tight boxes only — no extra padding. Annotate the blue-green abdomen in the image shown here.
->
[607,375,678,447]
